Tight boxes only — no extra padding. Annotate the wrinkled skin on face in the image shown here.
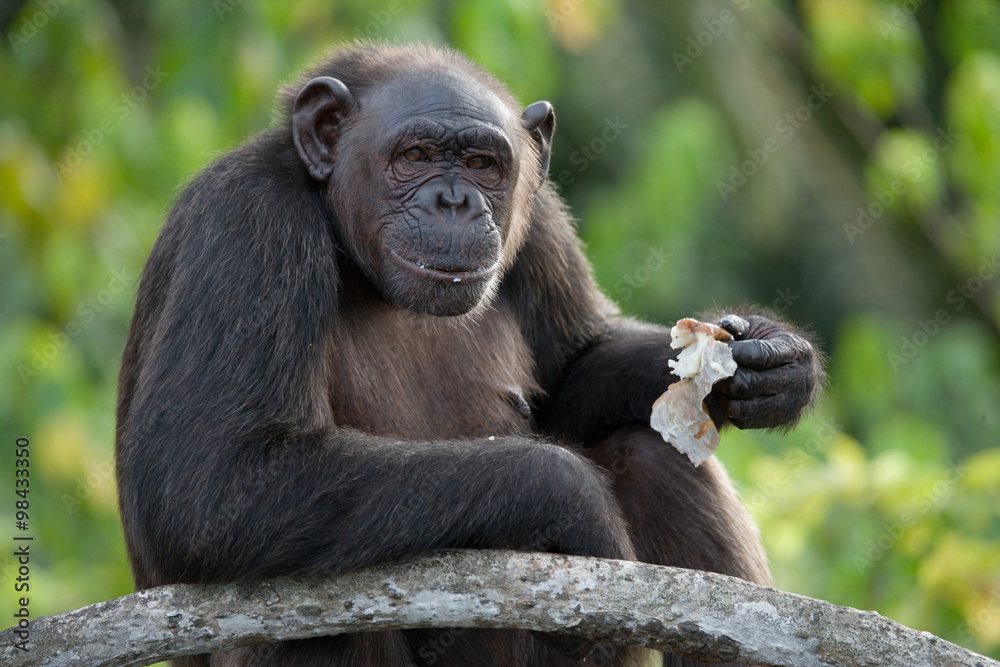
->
[293,68,553,316]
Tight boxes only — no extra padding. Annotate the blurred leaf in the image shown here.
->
[946,52,1000,203]
[866,128,945,217]
[803,0,925,117]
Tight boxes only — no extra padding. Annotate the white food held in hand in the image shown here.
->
[650,318,737,466]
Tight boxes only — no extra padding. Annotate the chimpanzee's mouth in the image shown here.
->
[391,251,498,283]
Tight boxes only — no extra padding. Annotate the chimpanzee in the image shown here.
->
[116,42,822,667]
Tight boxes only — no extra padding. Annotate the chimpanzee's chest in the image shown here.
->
[324,302,540,441]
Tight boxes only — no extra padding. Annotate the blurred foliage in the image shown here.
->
[0,0,998,660]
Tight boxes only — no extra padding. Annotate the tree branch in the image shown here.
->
[2,551,995,667]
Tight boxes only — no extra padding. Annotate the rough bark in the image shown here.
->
[1,551,996,667]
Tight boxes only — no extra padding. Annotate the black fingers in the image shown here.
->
[715,367,785,400]
[709,311,823,430]
[728,333,812,370]
[714,360,815,428]
[717,313,750,340]
[714,391,809,430]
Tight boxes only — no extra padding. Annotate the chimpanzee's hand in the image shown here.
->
[709,313,821,429]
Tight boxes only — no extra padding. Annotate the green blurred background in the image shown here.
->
[1,0,998,660]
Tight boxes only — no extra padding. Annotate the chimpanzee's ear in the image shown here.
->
[292,77,355,181]
[521,101,555,186]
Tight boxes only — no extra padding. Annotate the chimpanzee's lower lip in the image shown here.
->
[390,252,498,283]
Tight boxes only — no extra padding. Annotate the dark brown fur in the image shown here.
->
[117,43,819,667]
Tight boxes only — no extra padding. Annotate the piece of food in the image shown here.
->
[650,318,737,466]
